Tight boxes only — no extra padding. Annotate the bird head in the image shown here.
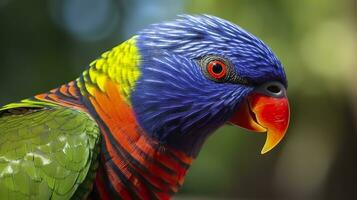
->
[131,15,289,157]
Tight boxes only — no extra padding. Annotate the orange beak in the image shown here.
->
[229,92,290,154]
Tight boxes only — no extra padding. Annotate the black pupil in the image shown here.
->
[212,63,223,74]
[267,85,281,94]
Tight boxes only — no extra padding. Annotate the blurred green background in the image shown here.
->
[0,0,356,199]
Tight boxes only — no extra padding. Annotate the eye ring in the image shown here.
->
[207,60,228,79]
[199,55,249,84]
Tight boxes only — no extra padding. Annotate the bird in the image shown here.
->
[0,15,289,200]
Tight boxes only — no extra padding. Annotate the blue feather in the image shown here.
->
[131,15,286,156]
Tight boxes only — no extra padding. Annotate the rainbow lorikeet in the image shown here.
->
[0,15,289,199]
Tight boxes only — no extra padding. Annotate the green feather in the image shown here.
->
[0,100,101,200]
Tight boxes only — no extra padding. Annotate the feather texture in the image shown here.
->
[0,14,287,200]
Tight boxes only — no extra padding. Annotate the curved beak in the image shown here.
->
[229,92,290,154]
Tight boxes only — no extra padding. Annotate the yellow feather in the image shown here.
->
[81,36,141,103]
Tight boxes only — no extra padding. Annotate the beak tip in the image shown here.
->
[260,145,272,154]
[260,146,275,154]
[260,130,286,155]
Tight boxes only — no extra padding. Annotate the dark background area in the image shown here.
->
[0,0,356,199]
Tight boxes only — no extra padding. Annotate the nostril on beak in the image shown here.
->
[266,85,281,94]
[257,81,286,98]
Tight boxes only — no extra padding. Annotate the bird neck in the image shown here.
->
[35,75,193,199]
[78,74,193,199]
[78,38,195,199]
[35,38,194,199]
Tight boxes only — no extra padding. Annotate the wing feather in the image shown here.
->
[0,101,100,200]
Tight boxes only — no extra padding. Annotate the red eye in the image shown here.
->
[207,60,228,79]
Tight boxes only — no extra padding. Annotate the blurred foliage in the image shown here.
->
[0,0,356,199]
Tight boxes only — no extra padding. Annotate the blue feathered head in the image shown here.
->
[131,15,289,156]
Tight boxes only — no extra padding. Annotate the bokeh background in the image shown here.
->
[0,0,356,199]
